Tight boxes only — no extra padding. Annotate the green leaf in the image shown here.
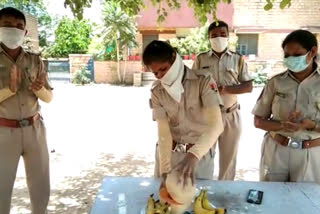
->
[264,3,273,11]
[280,0,291,9]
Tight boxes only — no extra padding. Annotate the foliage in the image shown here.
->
[88,36,118,61]
[100,1,138,83]
[2,0,293,23]
[63,0,93,20]
[151,0,292,24]
[228,34,238,52]
[100,1,138,50]
[264,0,291,10]
[169,21,239,56]
[0,0,54,49]
[252,65,268,86]
[169,22,210,55]
[51,0,292,24]
[71,68,92,85]
[46,17,92,58]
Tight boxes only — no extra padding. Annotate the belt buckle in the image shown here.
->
[173,143,187,153]
[288,138,303,149]
[19,119,30,127]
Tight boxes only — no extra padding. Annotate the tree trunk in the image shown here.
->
[116,40,121,83]
[122,44,128,84]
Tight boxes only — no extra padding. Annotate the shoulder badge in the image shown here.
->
[210,82,218,91]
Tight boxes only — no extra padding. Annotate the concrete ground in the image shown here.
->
[10,83,264,214]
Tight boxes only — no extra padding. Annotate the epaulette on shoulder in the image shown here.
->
[229,50,242,56]
[26,50,41,56]
[151,80,161,90]
[196,50,210,57]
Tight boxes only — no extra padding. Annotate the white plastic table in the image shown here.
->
[89,176,320,214]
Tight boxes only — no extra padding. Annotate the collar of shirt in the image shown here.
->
[0,44,26,58]
[282,63,320,80]
[183,66,198,81]
[208,49,232,59]
[156,66,198,90]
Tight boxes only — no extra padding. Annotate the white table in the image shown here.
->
[89,176,320,214]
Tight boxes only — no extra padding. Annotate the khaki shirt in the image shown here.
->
[193,49,253,108]
[150,67,223,145]
[252,66,320,140]
[0,46,52,120]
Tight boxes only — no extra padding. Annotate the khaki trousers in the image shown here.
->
[0,120,49,214]
[214,109,242,180]
[260,133,320,184]
[154,144,215,179]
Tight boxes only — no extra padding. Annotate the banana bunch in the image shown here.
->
[193,190,227,214]
[146,194,171,214]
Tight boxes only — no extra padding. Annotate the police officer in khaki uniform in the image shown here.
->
[253,30,320,183]
[0,7,53,214]
[193,21,253,180]
[143,40,224,185]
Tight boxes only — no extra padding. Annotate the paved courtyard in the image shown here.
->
[11,83,264,214]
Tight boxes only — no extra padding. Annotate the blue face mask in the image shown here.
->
[283,52,311,73]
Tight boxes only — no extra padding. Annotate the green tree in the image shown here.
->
[169,22,210,56]
[100,1,138,84]
[0,0,54,49]
[47,17,92,58]
[61,0,292,24]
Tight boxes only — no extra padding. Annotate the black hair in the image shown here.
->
[142,40,176,66]
[282,30,318,51]
[0,7,26,25]
[208,20,229,35]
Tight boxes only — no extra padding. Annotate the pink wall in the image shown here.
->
[137,0,234,29]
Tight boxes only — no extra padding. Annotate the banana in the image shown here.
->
[154,200,171,214]
[146,194,155,214]
[193,191,216,214]
[215,208,227,214]
[202,190,216,211]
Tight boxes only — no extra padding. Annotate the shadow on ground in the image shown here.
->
[11,153,154,214]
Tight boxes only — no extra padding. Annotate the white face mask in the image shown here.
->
[160,54,185,102]
[210,37,228,53]
[0,27,25,49]
[161,54,182,86]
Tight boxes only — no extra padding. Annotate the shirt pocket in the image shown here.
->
[222,64,239,85]
[272,92,292,120]
[0,66,10,89]
[308,92,320,121]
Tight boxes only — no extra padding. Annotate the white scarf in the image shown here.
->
[160,54,184,103]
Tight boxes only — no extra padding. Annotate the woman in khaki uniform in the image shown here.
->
[193,21,253,180]
[0,7,52,214]
[143,40,224,185]
[253,30,320,183]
